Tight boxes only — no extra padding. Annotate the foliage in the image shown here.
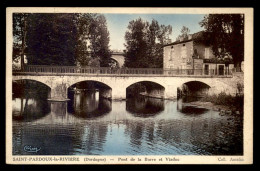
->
[13,13,30,69]
[13,13,111,67]
[200,14,244,68]
[88,58,100,67]
[176,26,190,40]
[26,13,77,65]
[201,92,244,112]
[88,14,111,67]
[124,18,172,68]
[73,13,93,66]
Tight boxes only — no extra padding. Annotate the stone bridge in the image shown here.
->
[12,65,242,101]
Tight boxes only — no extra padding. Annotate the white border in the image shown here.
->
[6,7,253,164]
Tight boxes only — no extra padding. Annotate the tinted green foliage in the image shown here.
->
[201,92,244,113]
[13,13,30,70]
[200,14,244,68]
[13,13,111,67]
[88,14,111,67]
[124,18,172,68]
[176,26,190,41]
[26,14,77,65]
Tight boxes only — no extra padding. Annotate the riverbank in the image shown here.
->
[189,101,229,111]
[185,92,244,116]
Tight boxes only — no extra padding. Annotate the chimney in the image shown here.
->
[179,36,184,42]
[166,39,172,44]
[188,34,192,40]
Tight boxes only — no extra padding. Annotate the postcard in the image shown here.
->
[6,7,253,164]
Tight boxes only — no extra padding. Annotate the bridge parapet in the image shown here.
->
[13,65,233,77]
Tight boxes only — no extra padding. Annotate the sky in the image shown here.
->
[103,14,206,51]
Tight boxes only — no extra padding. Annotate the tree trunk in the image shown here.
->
[21,18,27,71]
[235,62,241,72]
[20,97,24,116]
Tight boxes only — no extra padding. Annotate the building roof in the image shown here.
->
[163,31,206,47]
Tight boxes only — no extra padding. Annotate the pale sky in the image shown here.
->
[103,14,206,51]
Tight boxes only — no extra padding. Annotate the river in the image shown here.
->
[12,91,243,155]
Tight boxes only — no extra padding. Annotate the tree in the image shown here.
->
[73,13,93,66]
[124,18,149,68]
[13,13,30,70]
[74,13,111,67]
[26,13,77,65]
[176,26,190,41]
[175,26,191,42]
[88,14,111,67]
[124,18,172,68]
[200,14,244,70]
[14,13,111,67]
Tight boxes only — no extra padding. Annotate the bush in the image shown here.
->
[201,92,244,111]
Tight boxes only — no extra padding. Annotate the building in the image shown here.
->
[163,31,234,75]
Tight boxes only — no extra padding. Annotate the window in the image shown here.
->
[205,48,209,59]
[194,49,198,55]
[170,46,174,61]
[204,64,209,75]
[181,45,187,59]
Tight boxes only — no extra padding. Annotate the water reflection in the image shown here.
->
[126,96,165,117]
[12,94,243,155]
[12,97,50,122]
[51,102,67,116]
[181,96,203,103]
[67,91,111,119]
[12,80,51,122]
[177,98,209,115]
[13,121,109,155]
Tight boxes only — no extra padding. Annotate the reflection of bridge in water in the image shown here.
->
[13,65,237,101]
[11,98,214,124]
[126,96,165,117]
[12,97,51,122]
[12,99,242,155]
[12,94,167,123]
[68,91,112,119]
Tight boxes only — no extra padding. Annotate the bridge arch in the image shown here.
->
[67,80,112,118]
[67,80,112,99]
[12,79,51,99]
[125,79,166,90]
[126,81,165,99]
[110,58,120,68]
[67,78,113,90]
[179,80,211,97]
[12,78,52,89]
[68,80,112,89]
[111,53,125,68]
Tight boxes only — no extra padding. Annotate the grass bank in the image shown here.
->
[188,92,244,115]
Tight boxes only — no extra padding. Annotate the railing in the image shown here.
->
[12,65,233,77]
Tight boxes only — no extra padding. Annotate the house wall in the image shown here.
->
[163,41,193,69]
[203,63,234,75]
[193,42,215,59]
[163,40,234,73]
[193,59,203,70]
